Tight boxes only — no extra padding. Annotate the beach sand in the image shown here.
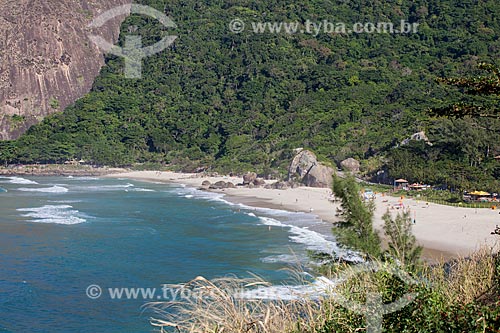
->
[106,171,499,261]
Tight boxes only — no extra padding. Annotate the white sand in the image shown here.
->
[373,194,499,258]
[106,171,499,260]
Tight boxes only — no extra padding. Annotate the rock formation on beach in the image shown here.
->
[340,158,361,173]
[0,0,131,140]
[288,149,334,188]
[242,172,257,185]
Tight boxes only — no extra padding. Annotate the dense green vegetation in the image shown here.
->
[1,0,499,190]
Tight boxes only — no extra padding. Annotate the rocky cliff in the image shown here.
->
[0,0,131,140]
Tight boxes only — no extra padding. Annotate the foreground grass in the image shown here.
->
[148,247,499,333]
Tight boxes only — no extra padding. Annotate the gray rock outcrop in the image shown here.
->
[253,178,266,186]
[340,158,361,173]
[209,181,227,189]
[0,0,132,139]
[288,149,334,188]
[400,131,432,146]
[303,164,335,188]
[243,172,257,185]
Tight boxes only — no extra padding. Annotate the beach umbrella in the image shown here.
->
[469,190,490,196]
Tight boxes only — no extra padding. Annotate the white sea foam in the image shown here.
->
[0,177,39,185]
[258,216,363,263]
[261,254,305,264]
[17,186,69,193]
[128,188,155,192]
[66,176,99,181]
[172,184,362,263]
[173,186,226,203]
[72,183,135,192]
[17,205,86,225]
[237,276,337,301]
[48,200,82,204]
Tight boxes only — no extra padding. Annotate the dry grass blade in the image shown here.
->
[426,245,498,305]
[146,273,329,333]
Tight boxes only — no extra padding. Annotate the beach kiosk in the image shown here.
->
[393,179,409,191]
[469,190,490,202]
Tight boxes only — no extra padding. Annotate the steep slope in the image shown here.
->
[0,0,131,139]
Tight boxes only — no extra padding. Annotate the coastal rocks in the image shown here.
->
[272,181,289,190]
[0,164,121,176]
[303,165,335,188]
[288,149,335,188]
[340,158,361,173]
[253,178,266,187]
[205,180,236,190]
[243,172,257,185]
[288,150,318,179]
[200,180,211,189]
[241,174,266,187]
[209,181,229,189]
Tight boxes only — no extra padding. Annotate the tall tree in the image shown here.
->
[431,63,500,119]
[332,175,381,258]
[382,210,422,270]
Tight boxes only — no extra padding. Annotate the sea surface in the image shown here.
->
[0,176,347,332]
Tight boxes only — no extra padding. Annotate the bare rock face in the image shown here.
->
[340,158,361,173]
[400,131,432,146]
[200,180,211,189]
[303,164,335,188]
[243,172,257,185]
[288,150,317,179]
[209,181,227,189]
[253,178,266,186]
[288,149,335,188]
[0,0,132,140]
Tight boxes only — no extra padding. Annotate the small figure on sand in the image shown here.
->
[491,225,500,235]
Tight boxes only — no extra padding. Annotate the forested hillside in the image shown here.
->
[1,0,499,190]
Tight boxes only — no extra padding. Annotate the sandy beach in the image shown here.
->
[106,171,499,261]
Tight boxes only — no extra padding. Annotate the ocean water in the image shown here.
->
[0,176,347,332]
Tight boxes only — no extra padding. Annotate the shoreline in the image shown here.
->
[0,164,127,177]
[105,171,499,262]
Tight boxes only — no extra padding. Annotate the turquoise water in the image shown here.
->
[0,176,343,332]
